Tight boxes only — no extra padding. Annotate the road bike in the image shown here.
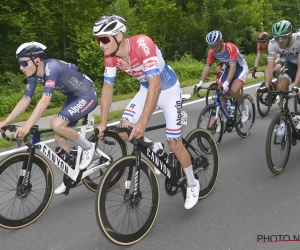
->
[265,89,300,174]
[0,114,127,229]
[197,86,255,144]
[95,125,219,245]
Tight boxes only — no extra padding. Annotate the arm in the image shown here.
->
[2,97,31,125]
[293,57,300,88]
[254,55,261,69]
[100,83,114,126]
[225,63,236,83]
[200,65,212,82]
[264,59,275,89]
[24,95,52,128]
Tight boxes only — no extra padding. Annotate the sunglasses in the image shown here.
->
[274,34,289,41]
[209,42,222,49]
[18,59,31,67]
[259,41,268,44]
[95,36,111,44]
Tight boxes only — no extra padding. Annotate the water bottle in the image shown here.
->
[168,152,178,169]
[157,149,169,163]
[222,103,231,116]
[55,147,70,163]
[68,147,78,170]
[230,103,235,118]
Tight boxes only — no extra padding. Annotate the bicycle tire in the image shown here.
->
[96,156,159,245]
[236,94,255,138]
[205,82,218,106]
[82,130,128,192]
[294,95,300,114]
[256,82,271,117]
[182,128,219,199]
[197,104,224,144]
[0,152,54,229]
[266,113,292,174]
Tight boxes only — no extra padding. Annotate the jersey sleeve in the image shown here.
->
[225,43,238,64]
[43,61,62,96]
[104,56,117,84]
[267,39,278,61]
[205,49,215,67]
[24,77,38,99]
[135,36,160,78]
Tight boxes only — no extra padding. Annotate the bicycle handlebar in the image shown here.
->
[1,125,19,142]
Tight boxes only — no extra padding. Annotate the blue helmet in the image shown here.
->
[206,30,223,44]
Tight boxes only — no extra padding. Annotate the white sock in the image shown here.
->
[75,135,92,151]
[183,165,197,187]
[240,103,246,111]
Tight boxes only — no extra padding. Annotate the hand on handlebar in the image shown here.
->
[0,121,8,133]
[251,67,257,78]
[96,123,107,139]
[222,81,230,94]
[15,125,31,138]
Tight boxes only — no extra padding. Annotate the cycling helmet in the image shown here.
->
[258,32,270,41]
[206,30,223,44]
[16,42,46,58]
[272,20,292,36]
[296,29,300,33]
[93,14,126,36]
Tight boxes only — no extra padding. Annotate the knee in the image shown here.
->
[168,139,183,153]
[51,117,66,132]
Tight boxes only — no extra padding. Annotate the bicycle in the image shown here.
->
[0,114,127,229]
[265,88,300,174]
[95,125,219,245]
[196,86,255,144]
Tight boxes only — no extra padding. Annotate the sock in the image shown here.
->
[240,102,246,111]
[75,135,92,151]
[183,165,198,187]
[143,137,162,153]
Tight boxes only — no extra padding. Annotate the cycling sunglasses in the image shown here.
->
[18,59,31,67]
[209,42,222,49]
[274,34,289,41]
[95,36,111,44]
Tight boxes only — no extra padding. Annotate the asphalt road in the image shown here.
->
[1,82,300,250]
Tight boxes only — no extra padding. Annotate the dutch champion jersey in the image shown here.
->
[103,35,177,90]
[268,33,300,65]
[24,59,93,98]
[205,42,247,68]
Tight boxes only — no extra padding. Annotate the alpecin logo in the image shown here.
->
[68,99,87,116]
[137,37,150,56]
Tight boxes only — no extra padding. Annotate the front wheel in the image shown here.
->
[182,128,219,199]
[0,152,54,229]
[256,82,271,117]
[266,113,292,174]
[96,156,160,246]
[294,95,300,114]
[205,82,218,106]
[197,104,224,144]
[82,130,128,192]
[235,94,255,138]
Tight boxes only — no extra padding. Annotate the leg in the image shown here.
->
[276,77,289,108]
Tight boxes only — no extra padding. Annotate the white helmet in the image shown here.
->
[16,42,47,58]
[93,14,126,37]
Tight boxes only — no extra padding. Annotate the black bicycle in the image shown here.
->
[0,114,127,229]
[95,125,219,245]
[265,88,300,174]
[196,86,255,144]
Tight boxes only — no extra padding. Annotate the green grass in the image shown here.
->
[0,75,264,149]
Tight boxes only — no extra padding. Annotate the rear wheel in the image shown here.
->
[82,130,128,192]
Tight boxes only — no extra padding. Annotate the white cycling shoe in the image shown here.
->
[79,143,95,170]
[54,182,67,194]
[184,181,200,210]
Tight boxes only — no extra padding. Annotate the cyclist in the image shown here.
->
[94,14,199,210]
[0,42,98,194]
[195,30,249,123]
[251,32,282,78]
[259,20,300,110]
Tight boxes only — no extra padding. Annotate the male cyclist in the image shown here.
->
[0,42,98,194]
[195,30,249,123]
[94,14,199,210]
[259,20,300,110]
[251,32,282,78]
